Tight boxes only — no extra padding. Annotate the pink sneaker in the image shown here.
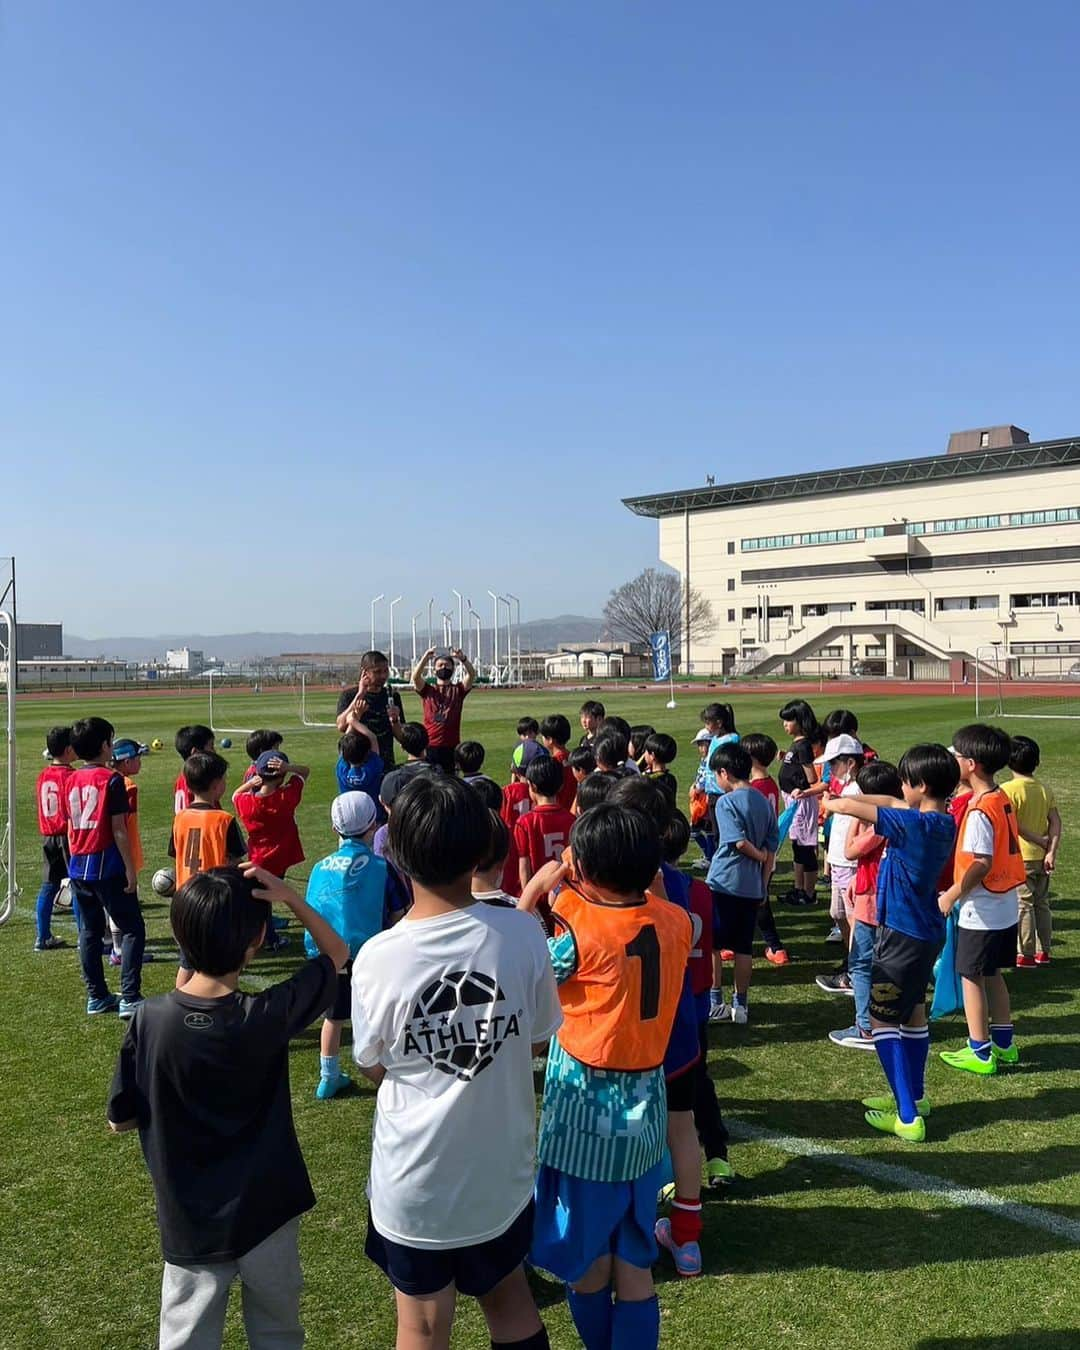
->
[1015,954,1036,968]
[1034,952,1051,966]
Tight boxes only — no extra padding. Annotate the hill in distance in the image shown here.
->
[65,615,606,663]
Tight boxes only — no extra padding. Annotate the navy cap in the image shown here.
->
[112,738,148,761]
[254,749,290,777]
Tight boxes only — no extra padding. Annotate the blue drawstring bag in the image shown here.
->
[930,909,963,1020]
[777,799,798,846]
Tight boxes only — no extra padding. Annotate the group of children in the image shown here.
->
[31,685,1064,1349]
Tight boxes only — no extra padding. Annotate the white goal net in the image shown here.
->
[974,644,1080,720]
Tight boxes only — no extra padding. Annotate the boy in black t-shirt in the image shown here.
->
[107,866,347,1349]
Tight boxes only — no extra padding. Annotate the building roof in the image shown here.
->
[622,435,1080,519]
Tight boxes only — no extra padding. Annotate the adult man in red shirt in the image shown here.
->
[410,646,476,773]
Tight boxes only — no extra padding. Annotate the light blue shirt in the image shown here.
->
[707,785,779,898]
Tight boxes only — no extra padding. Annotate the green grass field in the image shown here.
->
[1,685,1079,1349]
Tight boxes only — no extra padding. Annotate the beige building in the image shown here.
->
[624,427,1080,679]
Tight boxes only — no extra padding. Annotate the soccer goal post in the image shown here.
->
[206,670,256,736]
[0,611,17,927]
[975,643,1080,720]
[299,674,339,729]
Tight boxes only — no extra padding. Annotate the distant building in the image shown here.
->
[165,647,205,674]
[1,658,131,688]
[544,641,653,681]
[624,426,1080,679]
[15,623,63,659]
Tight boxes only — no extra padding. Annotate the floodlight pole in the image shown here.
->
[388,596,402,674]
[370,594,385,654]
[0,610,16,926]
[451,589,464,651]
[411,611,423,666]
[427,598,435,666]
[486,590,500,685]
[506,593,521,684]
[468,609,483,667]
[501,595,513,687]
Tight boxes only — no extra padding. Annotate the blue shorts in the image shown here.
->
[365,1198,534,1298]
[530,1162,662,1285]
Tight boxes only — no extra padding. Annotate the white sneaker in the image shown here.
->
[826,925,843,943]
[708,1000,730,1023]
[730,1003,749,1025]
[692,857,709,871]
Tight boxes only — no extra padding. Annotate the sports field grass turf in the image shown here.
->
[1,685,1079,1348]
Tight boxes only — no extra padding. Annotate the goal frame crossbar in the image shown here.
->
[299,674,339,729]
[206,671,256,736]
[974,643,1080,720]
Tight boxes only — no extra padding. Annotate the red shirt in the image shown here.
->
[67,765,125,857]
[687,878,715,997]
[750,775,780,816]
[37,764,73,836]
[174,771,193,815]
[500,781,531,830]
[418,682,469,749]
[551,747,577,813]
[235,777,305,875]
[513,802,575,875]
[853,834,885,926]
[500,832,523,898]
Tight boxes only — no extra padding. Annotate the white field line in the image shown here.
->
[728,1121,1080,1246]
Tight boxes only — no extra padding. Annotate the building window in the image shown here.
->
[727,578,735,591]
[980,431,991,448]
[727,609,735,623]
[865,598,925,615]
[726,541,735,555]
[1011,592,1080,609]
[936,596,998,612]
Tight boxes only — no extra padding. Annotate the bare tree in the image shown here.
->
[603,568,715,655]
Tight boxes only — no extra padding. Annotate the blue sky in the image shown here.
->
[3,2,1078,636]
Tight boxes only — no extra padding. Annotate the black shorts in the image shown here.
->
[666,1066,696,1112]
[869,926,937,1025]
[329,962,354,1021]
[42,834,70,885]
[365,1199,534,1298]
[791,842,818,869]
[956,925,1018,979]
[711,891,760,958]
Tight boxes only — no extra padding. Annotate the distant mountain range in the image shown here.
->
[64,615,607,663]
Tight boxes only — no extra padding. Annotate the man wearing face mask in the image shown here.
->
[411,647,476,773]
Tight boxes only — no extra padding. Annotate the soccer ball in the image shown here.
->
[54,878,73,911]
[220,737,232,749]
[407,970,512,1082]
[151,738,163,751]
[152,868,176,897]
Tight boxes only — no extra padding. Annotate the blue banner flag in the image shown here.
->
[649,631,672,682]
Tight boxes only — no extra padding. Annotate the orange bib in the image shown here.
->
[174,809,235,888]
[553,883,691,1071]
[954,789,1026,893]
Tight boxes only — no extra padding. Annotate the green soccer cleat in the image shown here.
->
[940,1045,997,1075]
[865,1109,926,1142]
[991,1042,1020,1066]
[705,1157,734,1187]
[658,1181,676,1206]
[861,1094,931,1117]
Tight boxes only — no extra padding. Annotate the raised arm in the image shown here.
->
[454,647,477,693]
[412,647,436,695]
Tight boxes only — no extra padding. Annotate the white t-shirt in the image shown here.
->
[957,811,1021,931]
[826,781,861,867]
[351,901,562,1249]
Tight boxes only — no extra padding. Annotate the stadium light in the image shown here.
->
[411,611,423,666]
[451,589,464,651]
[486,590,500,685]
[370,594,385,653]
[388,596,402,674]
[506,593,521,684]
[501,595,513,687]
[468,608,483,666]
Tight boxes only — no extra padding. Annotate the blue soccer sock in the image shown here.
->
[968,1037,993,1061]
[566,1286,613,1350]
[319,1054,340,1080]
[612,1295,659,1350]
[35,882,60,943]
[990,1023,1014,1050]
[899,1025,930,1102]
[733,991,748,1009]
[873,1027,917,1124]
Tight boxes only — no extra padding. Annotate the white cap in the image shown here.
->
[693,728,712,744]
[330,791,377,838]
[814,734,863,764]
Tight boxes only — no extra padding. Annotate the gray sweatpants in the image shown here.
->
[159,1217,303,1349]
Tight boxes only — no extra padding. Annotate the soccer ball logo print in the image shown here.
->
[405,970,522,1082]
